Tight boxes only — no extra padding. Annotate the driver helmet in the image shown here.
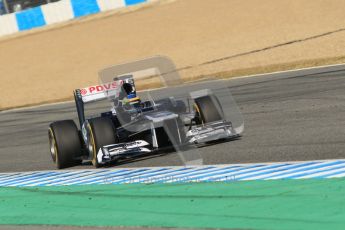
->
[116,75,141,106]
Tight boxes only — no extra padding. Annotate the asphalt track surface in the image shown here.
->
[1,65,345,173]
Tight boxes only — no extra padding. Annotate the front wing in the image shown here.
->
[96,121,239,164]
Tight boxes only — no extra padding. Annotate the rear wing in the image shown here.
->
[75,81,123,103]
[74,81,123,128]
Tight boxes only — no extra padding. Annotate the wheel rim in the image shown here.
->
[87,124,98,166]
[48,129,58,162]
[193,103,204,125]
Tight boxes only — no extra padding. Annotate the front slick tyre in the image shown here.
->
[194,95,223,124]
[48,120,82,169]
[87,117,117,168]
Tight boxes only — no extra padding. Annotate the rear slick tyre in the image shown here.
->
[48,120,82,169]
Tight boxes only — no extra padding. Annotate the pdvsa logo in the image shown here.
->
[81,81,123,95]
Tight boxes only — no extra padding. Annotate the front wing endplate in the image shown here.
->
[97,140,151,164]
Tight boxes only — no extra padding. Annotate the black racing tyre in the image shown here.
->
[87,117,118,168]
[194,95,223,124]
[48,120,82,169]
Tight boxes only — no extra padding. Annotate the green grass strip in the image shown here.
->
[1,178,345,229]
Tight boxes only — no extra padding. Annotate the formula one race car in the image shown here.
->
[48,57,242,169]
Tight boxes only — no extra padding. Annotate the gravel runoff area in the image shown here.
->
[1,0,345,109]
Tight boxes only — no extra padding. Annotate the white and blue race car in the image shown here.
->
[48,57,242,169]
